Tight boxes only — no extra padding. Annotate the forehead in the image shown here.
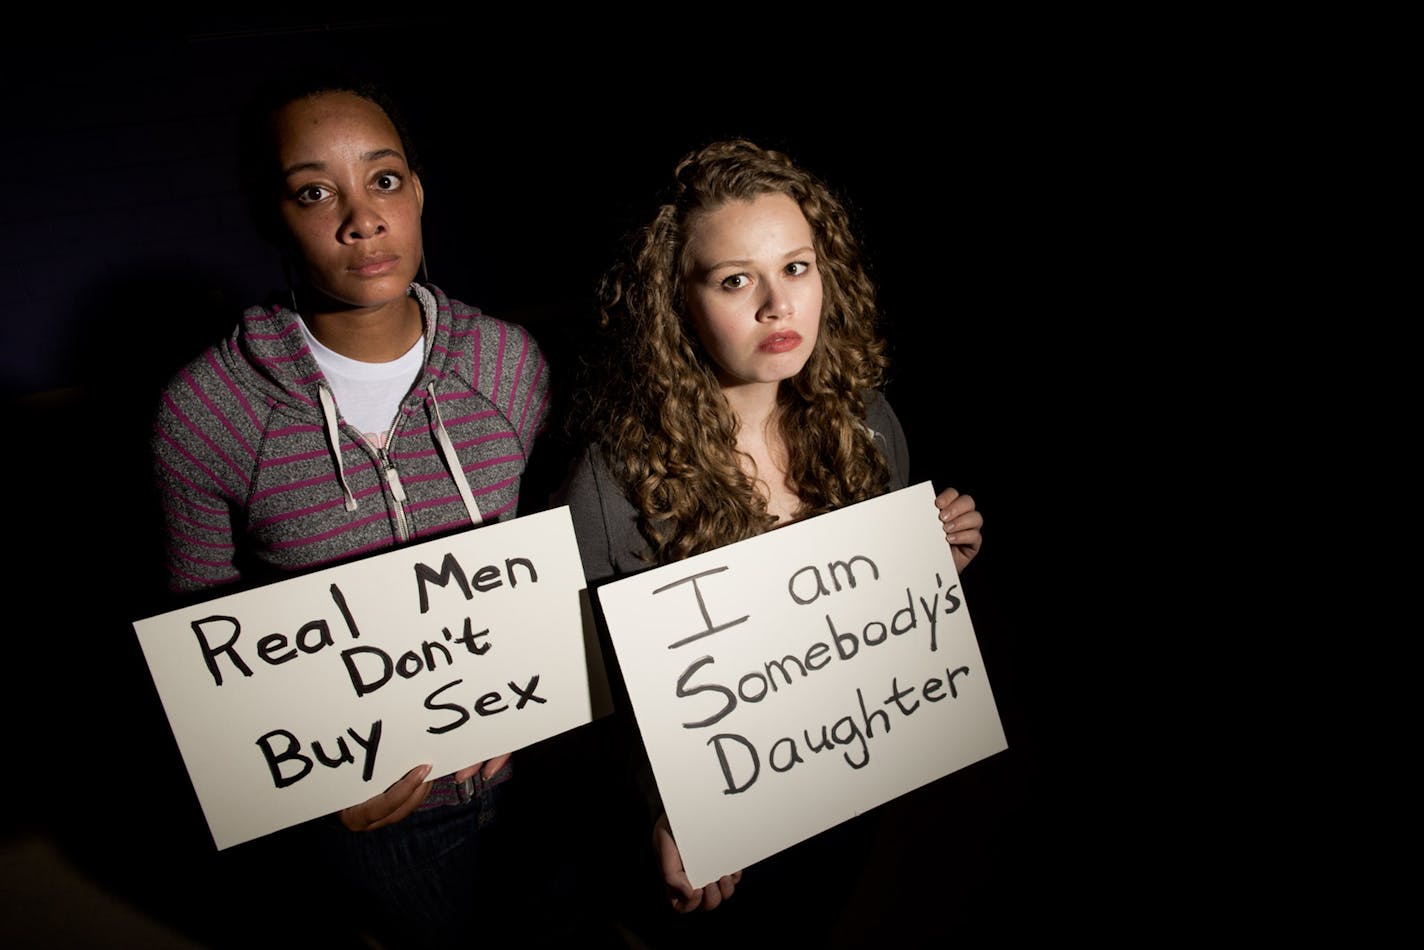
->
[686,192,813,260]
[272,91,403,162]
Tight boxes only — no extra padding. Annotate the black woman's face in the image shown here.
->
[273,91,424,311]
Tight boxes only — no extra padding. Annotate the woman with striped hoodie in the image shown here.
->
[150,69,550,948]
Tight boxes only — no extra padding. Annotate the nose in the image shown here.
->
[756,279,795,322]
[339,195,387,243]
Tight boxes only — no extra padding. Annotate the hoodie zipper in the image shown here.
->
[373,414,411,543]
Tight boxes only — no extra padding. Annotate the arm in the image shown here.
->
[151,367,246,592]
[563,446,621,585]
[865,389,912,491]
[564,449,746,909]
[483,315,551,466]
[564,447,665,825]
[868,392,983,572]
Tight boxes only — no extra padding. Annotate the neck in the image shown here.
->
[720,379,781,436]
[722,379,800,523]
[303,291,424,363]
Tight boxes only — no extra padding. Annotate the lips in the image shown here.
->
[758,330,803,354]
[350,254,400,277]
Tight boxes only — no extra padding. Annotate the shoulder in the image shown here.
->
[158,302,299,412]
[440,293,548,389]
[862,390,910,490]
[155,329,240,421]
[565,445,621,514]
[438,289,545,355]
[152,317,278,452]
[562,444,643,584]
[424,285,549,421]
[863,389,903,439]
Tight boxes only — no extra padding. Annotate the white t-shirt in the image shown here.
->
[300,320,425,450]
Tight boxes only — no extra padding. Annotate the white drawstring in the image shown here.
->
[426,380,483,526]
[319,385,359,512]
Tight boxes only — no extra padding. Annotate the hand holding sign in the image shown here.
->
[339,763,434,832]
[655,813,742,912]
[454,754,512,785]
[339,743,512,833]
[935,486,983,573]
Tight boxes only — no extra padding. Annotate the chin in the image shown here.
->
[325,282,416,310]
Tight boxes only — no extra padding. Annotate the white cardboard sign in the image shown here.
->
[596,482,1008,887]
[132,506,594,850]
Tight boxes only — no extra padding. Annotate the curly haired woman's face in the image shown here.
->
[273,91,425,312]
[683,192,822,393]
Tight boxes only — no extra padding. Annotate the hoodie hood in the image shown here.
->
[218,283,446,422]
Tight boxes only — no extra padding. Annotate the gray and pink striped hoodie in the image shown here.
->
[153,283,550,595]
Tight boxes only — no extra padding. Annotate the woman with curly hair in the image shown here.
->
[563,139,984,930]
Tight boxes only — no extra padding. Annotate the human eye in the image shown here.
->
[373,171,404,192]
[720,273,750,290]
[785,260,814,277]
[293,183,331,205]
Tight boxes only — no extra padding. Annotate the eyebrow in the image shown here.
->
[282,148,407,179]
[703,246,817,271]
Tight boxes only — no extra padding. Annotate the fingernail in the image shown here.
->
[943,521,955,531]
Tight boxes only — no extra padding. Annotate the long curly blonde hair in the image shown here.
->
[577,139,892,564]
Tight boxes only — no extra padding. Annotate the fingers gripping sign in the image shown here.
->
[935,487,983,574]
[339,751,511,832]
[453,753,512,784]
[339,763,434,832]
[655,813,743,913]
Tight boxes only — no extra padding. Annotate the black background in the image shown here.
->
[0,15,1175,946]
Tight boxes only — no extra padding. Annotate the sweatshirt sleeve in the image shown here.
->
[559,446,667,826]
[866,390,911,490]
[150,360,248,593]
[474,316,550,461]
[565,447,620,586]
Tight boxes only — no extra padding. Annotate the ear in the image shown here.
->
[413,172,425,216]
